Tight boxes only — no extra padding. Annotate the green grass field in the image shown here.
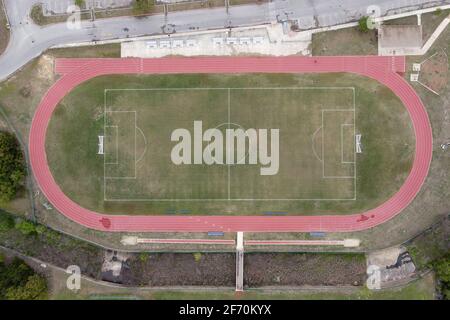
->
[46,73,414,216]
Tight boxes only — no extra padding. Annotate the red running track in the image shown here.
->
[29,56,432,233]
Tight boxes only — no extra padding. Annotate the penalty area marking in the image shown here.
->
[321,109,356,179]
[103,110,137,180]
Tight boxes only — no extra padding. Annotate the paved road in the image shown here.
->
[1,0,449,80]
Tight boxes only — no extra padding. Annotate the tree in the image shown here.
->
[0,257,35,298]
[14,219,36,235]
[434,256,450,283]
[5,274,48,300]
[0,257,48,300]
[433,254,450,299]
[0,212,14,232]
[74,0,85,9]
[132,0,154,15]
[0,131,25,203]
[358,16,370,32]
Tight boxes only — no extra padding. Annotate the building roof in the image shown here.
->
[379,25,422,49]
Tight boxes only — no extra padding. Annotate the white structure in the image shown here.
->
[146,41,157,49]
[236,232,244,251]
[172,39,184,48]
[355,134,362,153]
[226,37,238,45]
[98,135,104,155]
[186,39,197,47]
[159,40,171,48]
[121,24,312,58]
[245,239,361,247]
[253,36,264,45]
[239,37,252,45]
[410,73,419,82]
[412,63,421,72]
[212,37,224,46]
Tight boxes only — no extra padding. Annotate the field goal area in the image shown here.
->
[103,88,356,202]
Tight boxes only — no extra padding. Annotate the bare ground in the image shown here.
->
[121,253,235,286]
[244,253,366,287]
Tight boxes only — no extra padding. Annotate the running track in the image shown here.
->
[29,56,433,233]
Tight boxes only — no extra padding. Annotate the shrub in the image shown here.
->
[433,253,450,299]
[75,0,85,8]
[0,257,35,298]
[0,213,14,232]
[132,0,154,15]
[44,229,61,245]
[14,219,36,236]
[35,225,46,235]
[358,16,370,32]
[5,274,48,300]
[139,252,149,262]
[0,258,48,300]
[193,252,202,262]
[0,131,26,203]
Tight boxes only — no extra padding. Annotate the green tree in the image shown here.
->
[434,256,450,282]
[139,252,149,262]
[0,131,26,203]
[0,257,35,298]
[132,0,154,15]
[75,0,85,8]
[434,8,442,16]
[358,16,370,32]
[14,219,36,235]
[5,274,48,300]
[433,254,450,299]
[35,224,47,235]
[0,212,14,232]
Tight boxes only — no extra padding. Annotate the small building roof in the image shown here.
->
[379,25,422,49]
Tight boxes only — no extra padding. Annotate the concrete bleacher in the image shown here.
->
[213,36,267,46]
[146,39,199,49]
[121,23,312,58]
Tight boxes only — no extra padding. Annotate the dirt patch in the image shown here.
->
[36,55,56,83]
[244,253,366,287]
[122,253,235,286]
[312,28,378,56]
[419,50,449,94]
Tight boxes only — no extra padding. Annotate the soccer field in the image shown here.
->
[46,73,414,216]
[103,87,355,201]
